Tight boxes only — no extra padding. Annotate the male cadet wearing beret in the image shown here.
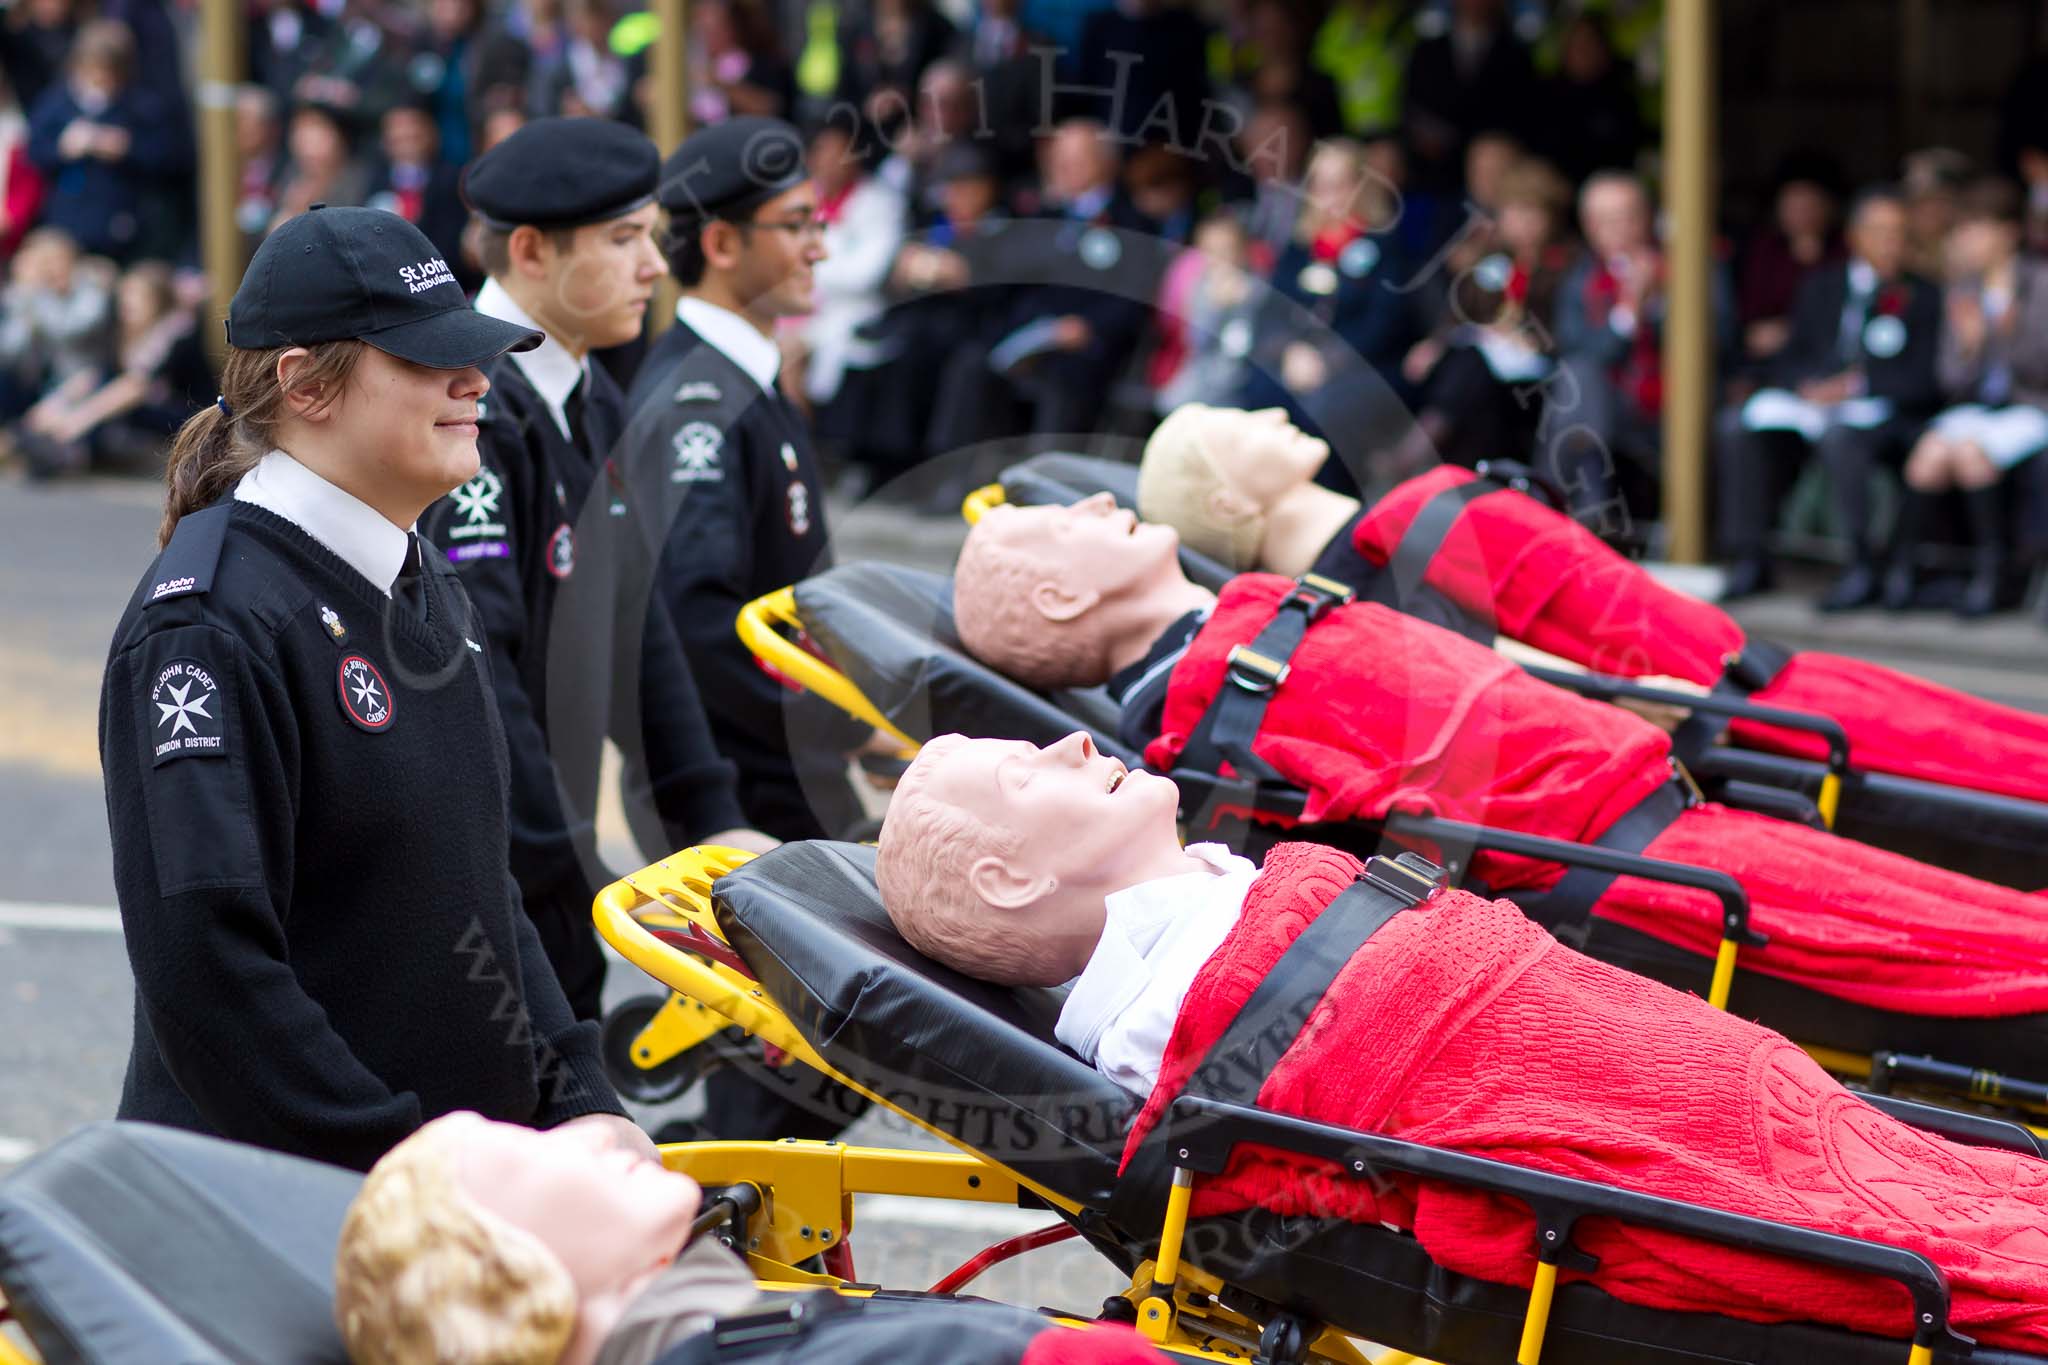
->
[421,117,773,1023]
[620,115,869,847]
[618,114,874,1144]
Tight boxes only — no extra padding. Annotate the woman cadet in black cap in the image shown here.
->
[99,205,651,1171]
[424,116,774,1024]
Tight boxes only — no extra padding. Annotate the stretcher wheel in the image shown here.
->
[600,994,746,1103]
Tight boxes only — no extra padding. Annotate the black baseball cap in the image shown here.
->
[462,117,660,232]
[228,205,541,368]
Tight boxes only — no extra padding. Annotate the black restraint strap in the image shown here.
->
[1181,854,1445,1107]
[1110,854,1445,1236]
[1670,637,1795,770]
[1507,780,1690,944]
[1366,477,1498,617]
[1179,573,1355,787]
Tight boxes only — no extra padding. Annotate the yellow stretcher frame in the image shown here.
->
[596,847,1381,1365]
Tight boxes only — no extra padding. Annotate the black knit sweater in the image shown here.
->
[101,501,623,1171]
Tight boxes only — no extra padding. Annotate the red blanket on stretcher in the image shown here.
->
[1121,843,2048,1350]
[1353,467,2048,805]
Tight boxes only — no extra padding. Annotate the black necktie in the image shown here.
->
[563,374,587,446]
[392,533,426,621]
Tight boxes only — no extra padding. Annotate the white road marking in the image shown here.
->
[0,901,122,933]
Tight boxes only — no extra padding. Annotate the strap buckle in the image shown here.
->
[1279,571,1355,624]
[1361,851,1447,905]
[1225,644,1290,693]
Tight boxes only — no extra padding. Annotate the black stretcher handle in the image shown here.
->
[1521,664,1853,782]
[1382,809,1767,949]
[1855,1093,2048,1160]
[1152,1094,1973,1356]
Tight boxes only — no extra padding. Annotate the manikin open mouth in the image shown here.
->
[1107,764,1127,794]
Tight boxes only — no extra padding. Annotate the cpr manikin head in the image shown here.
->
[1136,404,1332,569]
[334,1113,702,1365]
[953,493,1202,689]
[876,731,1190,985]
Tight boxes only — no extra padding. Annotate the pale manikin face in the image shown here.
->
[917,731,1185,952]
[455,1118,702,1303]
[1198,407,1331,518]
[979,492,1187,618]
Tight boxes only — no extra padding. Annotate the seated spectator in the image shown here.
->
[1736,157,1842,379]
[990,120,1153,442]
[0,227,107,425]
[1400,0,1536,197]
[2,0,81,115]
[1072,0,1212,146]
[1235,0,1342,140]
[1718,187,1941,608]
[1122,142,1198,244]
[534,0,631,120]
[836,0,956,143]
[232,85,283,247]
[876,735,2048,1355]
[1310,0,1416,139]
[1240,136,1414,488]
[363,100,468,283]
[1532,11,1641,186]
[270,102,368,229]
[1402,156,1573,473]
[1893,178,2048,617]
[687,0,793,124]
[948,0,1045,186]
[26,19,182,263]
[14,259,207,479]
[1902,147,1971,282]
[1231,100,1312,260]
[800,119,907,482]
[0,69,45,265]
[1155,210,1260,413]
[285,0,408,141]
[1552,170,1732,522]
[873,57,979,218]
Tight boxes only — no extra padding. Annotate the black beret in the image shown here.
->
[657,115,809,222]
[461,116,659,231]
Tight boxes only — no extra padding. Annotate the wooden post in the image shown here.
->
[1659,0,1715,564]
[649,0,690,334]
[197,0,245,366]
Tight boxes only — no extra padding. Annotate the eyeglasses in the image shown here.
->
[738,214,827,242]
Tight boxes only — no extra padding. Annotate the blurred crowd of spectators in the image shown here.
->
[4,0,2048,617]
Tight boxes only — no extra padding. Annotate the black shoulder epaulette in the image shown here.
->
[145,504,233,607]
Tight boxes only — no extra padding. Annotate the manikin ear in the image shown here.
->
[1205,484,1259,525]
[968,854,1056,911]
[1029,579,1101,623]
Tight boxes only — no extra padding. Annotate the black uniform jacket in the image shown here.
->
[101,501,622,1171]
[620,319,865,839]
[420,350,744,909]
[1768,262,1943,416]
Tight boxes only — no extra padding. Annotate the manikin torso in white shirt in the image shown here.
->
[1053,843,1261,1095]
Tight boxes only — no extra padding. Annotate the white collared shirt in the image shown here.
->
[234,449,413,596]
[1054,843,1261,1096]
[475,278,585,442]
[676,295,781,395]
